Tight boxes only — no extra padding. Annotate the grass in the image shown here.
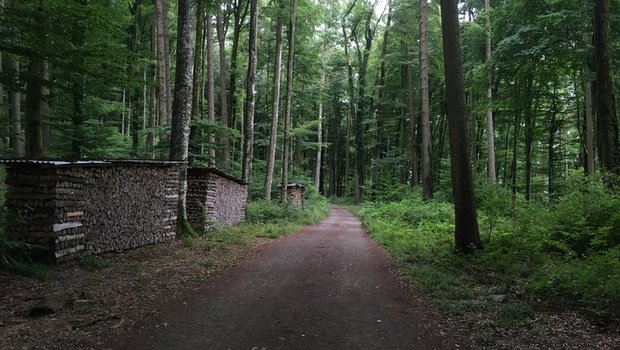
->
[196,191,330,245]
[357,175,620,323]
[77,255,111,270]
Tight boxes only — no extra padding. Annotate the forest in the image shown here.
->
[0,0,619,336]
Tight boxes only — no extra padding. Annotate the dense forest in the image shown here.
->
[0,0,618,200]
[1,0,620,325]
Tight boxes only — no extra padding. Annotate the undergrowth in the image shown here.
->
[358,173,620,323]
[199,190,329,244]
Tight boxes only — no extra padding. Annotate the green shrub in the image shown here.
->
[358,178,620,320]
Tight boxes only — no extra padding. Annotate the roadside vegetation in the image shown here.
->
[357,172,620,324]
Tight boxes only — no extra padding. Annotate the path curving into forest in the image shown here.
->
[104,207,459,350]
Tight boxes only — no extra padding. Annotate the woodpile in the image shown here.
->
[187,168,248,232]
[2,160,181,262]
[280,184,305,207]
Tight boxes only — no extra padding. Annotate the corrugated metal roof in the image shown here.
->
[0,159,184,167]
[188,167,248,185]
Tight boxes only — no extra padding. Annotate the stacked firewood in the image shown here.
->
[187,168,248,232]
[3,161,181,262]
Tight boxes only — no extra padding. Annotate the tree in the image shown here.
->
[206,12,216,167]
[440,0,481,253]
[280,0,298,201]
[154,0,172,156]
[315,71,325,191]
[593,0,619,174]
[216,4,230,169]
[241,0,258,183]
[169,0,196,233]
[264,0,284,201]
[419,0,431,201]
[485,0,496,183]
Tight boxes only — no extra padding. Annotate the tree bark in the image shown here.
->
[264,0,284,201]
[25,55,45,159]
[440,0,481,253]
[280,0,297,202]
[585,79,595,175]
[315,71,325,192]
[0,51,4,152]
[420,0,432,201]
[372,0,391,197]
[593,0,619,174]
[229,0,250,139]
[216,6,230,168]
[169,0,196,234]
[6,56,21,157]
[190,2,205,161]
[241,0,258,183]
[485,0,496,183]
[154,0,171,156]
[407,62,419,187]
[42,61,50,153]
[206,12,216,167]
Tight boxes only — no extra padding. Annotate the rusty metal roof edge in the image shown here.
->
[188,167,248,185]
[0,159,185,168]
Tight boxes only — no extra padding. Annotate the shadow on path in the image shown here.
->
[104,207,455,350]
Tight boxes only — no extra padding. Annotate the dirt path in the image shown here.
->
[103,207,461,350]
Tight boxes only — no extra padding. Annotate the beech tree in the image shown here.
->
[169,0,196,233]
[280,0,298,201]
[264,0,284,201]
[241,0,258,183]
[440,0,482,252]
[594,0,619,174]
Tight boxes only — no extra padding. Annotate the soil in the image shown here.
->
[1,206,618,349]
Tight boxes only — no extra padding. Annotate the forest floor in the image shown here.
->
[0,207,617,349]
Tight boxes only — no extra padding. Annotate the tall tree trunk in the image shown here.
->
[280,0,297,201]
[440,0,481,253]
[264,0,284,201]
[25,55,44,159]
[419,0,432,201]
[229,0,249,141]
[0,51,3,152]
[128,0,142,156]
[342,25,355,197]
[548,82,559,199]
[42,61,50,153]
[593,0,619,174]
[524,75,535,201]
[7,56,21,157]
[190,2,205,161]
[241,0,258,183]
[585,78,595,175]
[170,0,196,234]
[315,71,325,192]
[407,62,419,186]
[372,0,391,197]
[146,24,157,158]
[206,12,216,167]
[216,6,230,168]
[485,0,496,183]
[510,112,520,195]
[154,0,171,156]
[71,0,86,159]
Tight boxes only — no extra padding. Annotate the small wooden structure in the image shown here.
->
[1,160,181,262]
[187,167,249,232]
[280,183,305,207]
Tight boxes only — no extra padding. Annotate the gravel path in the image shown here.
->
[104,207,456,350]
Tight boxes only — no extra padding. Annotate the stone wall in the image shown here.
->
[3,160,181,262]
[187,168,248,231]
